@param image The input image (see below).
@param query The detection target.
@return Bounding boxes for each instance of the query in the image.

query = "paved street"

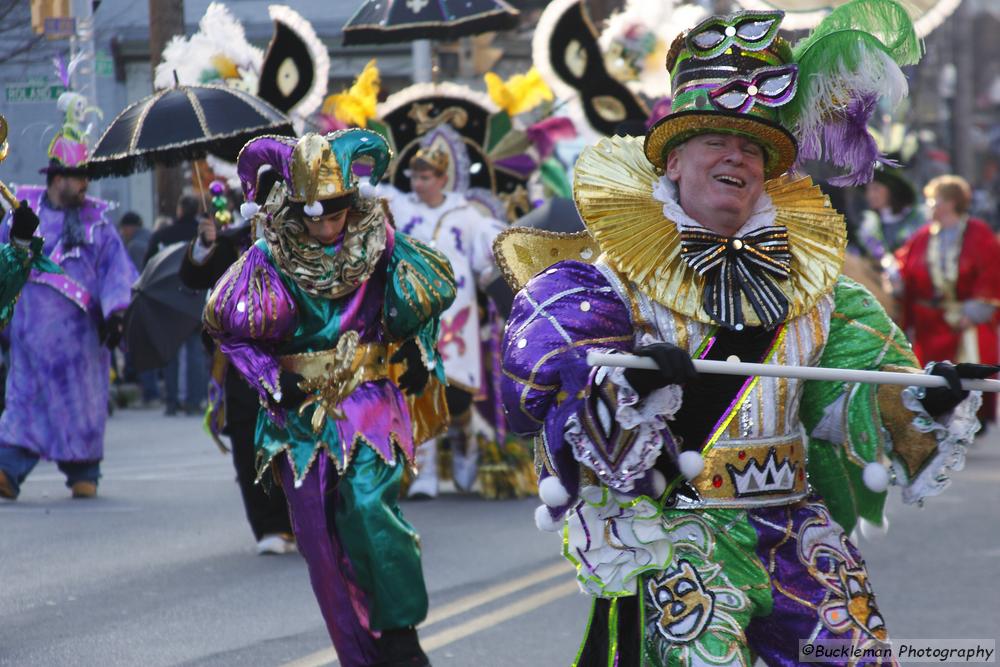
[1,407,998,667]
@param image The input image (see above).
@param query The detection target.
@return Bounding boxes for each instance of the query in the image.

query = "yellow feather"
[322,59,381,128]
[484,66,553,116]
[210,54,239,81]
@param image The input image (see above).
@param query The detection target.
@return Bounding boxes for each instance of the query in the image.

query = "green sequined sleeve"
[800,275,920,533]
[0,238,61,329]
[384,232,456,377]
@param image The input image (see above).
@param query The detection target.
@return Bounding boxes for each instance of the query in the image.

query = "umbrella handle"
[193,160,210,214]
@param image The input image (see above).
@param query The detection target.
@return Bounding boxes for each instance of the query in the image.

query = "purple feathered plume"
[646,97,673,129]
[53,52,86,89]
[53,54,70,87]
[795,92,888,187]
[526,116,577,160]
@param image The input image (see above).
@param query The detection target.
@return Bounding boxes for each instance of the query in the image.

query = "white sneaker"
[452,450,478,493]
[256,533,297,555]
[407,440,439,499]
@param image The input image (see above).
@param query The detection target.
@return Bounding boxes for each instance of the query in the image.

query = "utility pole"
[147,0,185,216]
[70,0,100,198]
[412,40,432,83]
[951,0,975,180]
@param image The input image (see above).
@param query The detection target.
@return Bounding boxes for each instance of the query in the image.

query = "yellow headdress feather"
[322,59,381,128]
[484,66,553,116]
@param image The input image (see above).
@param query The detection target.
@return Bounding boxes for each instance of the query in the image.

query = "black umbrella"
[87,84,294,179]
[124,242,206,372]
[342,0,519,45]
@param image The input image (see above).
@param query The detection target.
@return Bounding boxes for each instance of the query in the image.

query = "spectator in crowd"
[144,194,207,416]
[143,195,201,266]
[894,174,1000,427]
[118,211,150,273]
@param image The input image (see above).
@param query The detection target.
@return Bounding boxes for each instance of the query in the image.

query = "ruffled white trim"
[652,175,777,236]
[609,364,683,430]
[564,486,674,597]
[893,365,982,505]
[563,346,681,493]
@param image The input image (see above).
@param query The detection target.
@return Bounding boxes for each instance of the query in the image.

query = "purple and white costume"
[0,186,137,490]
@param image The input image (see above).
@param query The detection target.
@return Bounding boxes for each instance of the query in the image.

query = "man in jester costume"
[499,3,992,665]
[204,129,454,667]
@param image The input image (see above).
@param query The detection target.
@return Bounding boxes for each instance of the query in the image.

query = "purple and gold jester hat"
[236,128,392,221]
[645,0,921,185]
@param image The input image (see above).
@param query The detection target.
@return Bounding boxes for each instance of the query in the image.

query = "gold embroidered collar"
[573,135,846,326]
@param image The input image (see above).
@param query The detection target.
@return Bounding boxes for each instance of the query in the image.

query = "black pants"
[445,386,472,417]
[228,417,292,540]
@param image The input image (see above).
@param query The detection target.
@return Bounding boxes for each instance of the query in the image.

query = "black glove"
[624,342,698,397]
[391,339,430,396]
[920,362,1000,418]
[99,311,125,350]
[277,370,309,410]
[11,200,39,244]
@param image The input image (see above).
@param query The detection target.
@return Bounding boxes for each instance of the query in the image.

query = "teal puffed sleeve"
[384,231,456,380]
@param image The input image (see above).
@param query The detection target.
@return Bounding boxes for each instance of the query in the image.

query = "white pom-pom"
[539,475,571,508]
[358,182,377,198]
[303,201,323,217]
[240,202,260,219]
[648,469,667,498]
[678,451,705,481]
[534,504,561,532]
[862,462,890,493]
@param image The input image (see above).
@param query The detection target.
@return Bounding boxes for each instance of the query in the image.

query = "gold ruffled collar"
[262,186,388,300]
[573,135,846,326]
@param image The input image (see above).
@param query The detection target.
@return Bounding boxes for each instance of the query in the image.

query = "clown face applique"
[648,559,715,642]
[798,505,890,644]
[823,562,887,642]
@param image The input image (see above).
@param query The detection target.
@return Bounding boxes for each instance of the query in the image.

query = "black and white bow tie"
[679,225,791,330]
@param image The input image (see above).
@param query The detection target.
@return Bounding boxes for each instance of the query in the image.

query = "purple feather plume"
[53,54,70,88]
[646,97,673,129]
[526,116,577,160]
[795,92,884,187]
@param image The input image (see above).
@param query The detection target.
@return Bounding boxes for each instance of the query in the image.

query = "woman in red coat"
[895,174,1000,421]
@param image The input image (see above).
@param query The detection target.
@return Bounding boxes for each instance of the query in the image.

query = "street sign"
[96,51,114,77]
[5,83,67,104]
[30,0,71,35]
[44,16,76,39]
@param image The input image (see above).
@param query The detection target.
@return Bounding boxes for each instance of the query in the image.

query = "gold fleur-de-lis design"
[407,103,469,133]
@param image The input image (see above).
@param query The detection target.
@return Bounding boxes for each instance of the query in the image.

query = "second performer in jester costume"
[205,129,454,667]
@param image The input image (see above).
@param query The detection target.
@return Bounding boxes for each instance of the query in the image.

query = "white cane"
[585,352,1000,393]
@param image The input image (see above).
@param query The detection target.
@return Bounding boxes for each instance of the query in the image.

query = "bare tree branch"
[0,0,47,65]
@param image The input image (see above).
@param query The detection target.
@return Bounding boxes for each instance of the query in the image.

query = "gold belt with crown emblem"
[278,330,390,433]
[676,432,809,509]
